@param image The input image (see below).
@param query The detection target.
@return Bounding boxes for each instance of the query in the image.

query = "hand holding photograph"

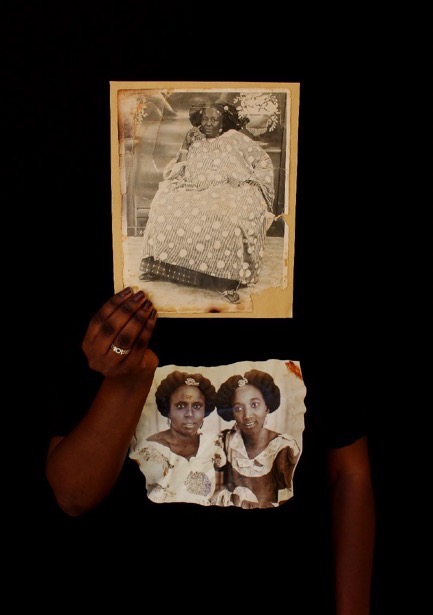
[110,82,300,317]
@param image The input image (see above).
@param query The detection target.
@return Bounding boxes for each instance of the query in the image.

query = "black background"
[5,3,411,611]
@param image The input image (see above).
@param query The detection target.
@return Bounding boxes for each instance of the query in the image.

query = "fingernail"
[150,309,157,318]
[141,300,151,310]
[132,290,145,302]
[119,287,132,297]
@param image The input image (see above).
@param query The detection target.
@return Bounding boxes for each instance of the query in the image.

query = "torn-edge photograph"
[129,358,307,509]
[110,82,300,317]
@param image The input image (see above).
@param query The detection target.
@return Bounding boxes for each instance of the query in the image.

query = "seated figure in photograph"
[138,101,275,304]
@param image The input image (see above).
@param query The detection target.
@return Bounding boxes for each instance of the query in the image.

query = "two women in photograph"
[130,366,299,509]
[138,101,276,304]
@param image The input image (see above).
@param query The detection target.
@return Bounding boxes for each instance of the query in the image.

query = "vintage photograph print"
[110,82,300,317]
[129,358,307,508]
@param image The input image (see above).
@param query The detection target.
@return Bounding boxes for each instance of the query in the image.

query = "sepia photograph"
[129,358,307,508]
[110,81,300,317]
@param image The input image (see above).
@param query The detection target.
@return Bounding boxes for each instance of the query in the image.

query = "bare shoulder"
[146,430,171,446]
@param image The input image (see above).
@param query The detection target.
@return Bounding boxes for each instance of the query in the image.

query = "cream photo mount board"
[110,81,300,318]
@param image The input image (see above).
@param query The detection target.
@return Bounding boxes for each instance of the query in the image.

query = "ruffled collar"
[228,429,297,470]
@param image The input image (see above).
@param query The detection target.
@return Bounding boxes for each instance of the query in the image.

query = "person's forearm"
[329,449,376,614]
[46,372,154,516]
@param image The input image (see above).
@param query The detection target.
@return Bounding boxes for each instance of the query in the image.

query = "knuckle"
[133,311,147,325]
[101,321,115,337]
[134,337,148,351]
[117,333,132,348]
[120,301,134,315]
[92,310,105,325]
